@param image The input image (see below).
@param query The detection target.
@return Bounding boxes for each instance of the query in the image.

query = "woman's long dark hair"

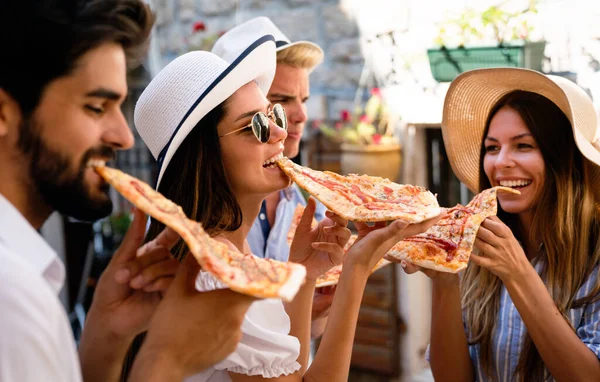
[146,100,242,260]
[121,100,241,379]
[461,90,600,382]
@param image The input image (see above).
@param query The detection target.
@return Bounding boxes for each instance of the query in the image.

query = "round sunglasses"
[219,103,288,143]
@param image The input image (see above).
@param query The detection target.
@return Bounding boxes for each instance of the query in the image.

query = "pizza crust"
[316,279,339,288]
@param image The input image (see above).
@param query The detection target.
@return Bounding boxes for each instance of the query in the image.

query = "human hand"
[347,213,444,271]
[133,254,257,378]
[289,197,351,279]
[311,285,336,320]
[472,216,532,283]
[399,261,460,286]
[87,208,180,340]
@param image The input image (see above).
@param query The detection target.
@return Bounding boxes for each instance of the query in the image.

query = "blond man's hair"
[276,44,323,70]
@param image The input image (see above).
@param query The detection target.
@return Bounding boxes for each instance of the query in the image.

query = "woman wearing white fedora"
[403,68,600,382]
[132,35,440,381]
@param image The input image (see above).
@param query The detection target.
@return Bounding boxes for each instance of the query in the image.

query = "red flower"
[311,119,322,129]
[340,109,351,122]
[193,21,206,32]
[370,87,381,97]
[335,122,343,130]
[372,134,382,144]
[359,114,370,123]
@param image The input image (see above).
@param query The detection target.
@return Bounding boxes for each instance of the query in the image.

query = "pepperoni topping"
[404,236,458,261]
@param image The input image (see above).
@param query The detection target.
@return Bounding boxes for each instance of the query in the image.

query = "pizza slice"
[94,165,306,301]
[385,186,520,273]
[316,258,391,288]
[287,206,392,288]
[277,158,440,223]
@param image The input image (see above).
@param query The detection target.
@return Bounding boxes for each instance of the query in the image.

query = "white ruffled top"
[185,270,301,382]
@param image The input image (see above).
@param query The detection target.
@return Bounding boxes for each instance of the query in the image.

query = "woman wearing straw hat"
[403,68,600,382]
[132,35,440,381]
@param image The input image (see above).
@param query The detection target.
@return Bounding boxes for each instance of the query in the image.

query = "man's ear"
[0,89,21,137]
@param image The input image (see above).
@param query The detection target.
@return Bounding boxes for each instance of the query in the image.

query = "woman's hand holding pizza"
[472,216,533,283]
[289,197,351,280]
[400,261,460,285]
[348,214,444,272]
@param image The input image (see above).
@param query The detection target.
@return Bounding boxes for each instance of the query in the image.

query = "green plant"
[109,212,132,237]
[314,88,398,146]
[434,1,539,47]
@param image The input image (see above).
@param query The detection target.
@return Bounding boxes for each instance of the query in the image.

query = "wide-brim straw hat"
[212,16,323,72]
[134,35,277,187]
[442,68,600,200]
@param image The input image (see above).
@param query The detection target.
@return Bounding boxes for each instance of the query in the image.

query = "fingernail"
[131,275,144,288]
[311,242,319,248]
[400,260,407,268]
[115,269,130,283]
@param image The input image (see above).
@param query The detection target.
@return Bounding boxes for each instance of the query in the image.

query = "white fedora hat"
[212,16,323,71]
[442,67,600,201]
[134,35,277,187]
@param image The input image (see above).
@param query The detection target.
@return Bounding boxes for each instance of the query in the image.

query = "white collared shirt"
[0,194,82,382]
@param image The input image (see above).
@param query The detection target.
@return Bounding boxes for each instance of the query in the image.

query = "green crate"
[427,41,546,82]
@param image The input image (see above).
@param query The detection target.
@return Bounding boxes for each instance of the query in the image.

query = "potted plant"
[427,1,545,82]
[314,88,402,181]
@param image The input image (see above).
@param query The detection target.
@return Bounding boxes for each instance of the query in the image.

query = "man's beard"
[17,116,116,222]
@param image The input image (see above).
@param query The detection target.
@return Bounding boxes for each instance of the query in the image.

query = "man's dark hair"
[0,0,155,116]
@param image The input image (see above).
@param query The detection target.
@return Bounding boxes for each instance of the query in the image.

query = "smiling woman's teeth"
[263,153,284,168]
[499,180,532,188]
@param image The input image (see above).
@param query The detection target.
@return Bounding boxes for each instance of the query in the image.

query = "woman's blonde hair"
[461,90,600,381]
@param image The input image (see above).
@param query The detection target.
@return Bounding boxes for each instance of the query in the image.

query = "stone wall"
[151,0,363,121]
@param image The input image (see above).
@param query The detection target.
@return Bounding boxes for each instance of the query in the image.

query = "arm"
[474,217,600,382]
[304,261,370,381]
[80,208,180,382]
[229,199,351,382]
[229,225,408,382]
[305,216,443,382]
[311,316,328,339]
[310,286,336,339]
[285,278,318,374]
[503,267,600,382]
[79,312,135,382]
[429,277,474,382]
[400,263,473,382]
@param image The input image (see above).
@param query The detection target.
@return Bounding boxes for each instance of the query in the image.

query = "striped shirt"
[468,263,600,382]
